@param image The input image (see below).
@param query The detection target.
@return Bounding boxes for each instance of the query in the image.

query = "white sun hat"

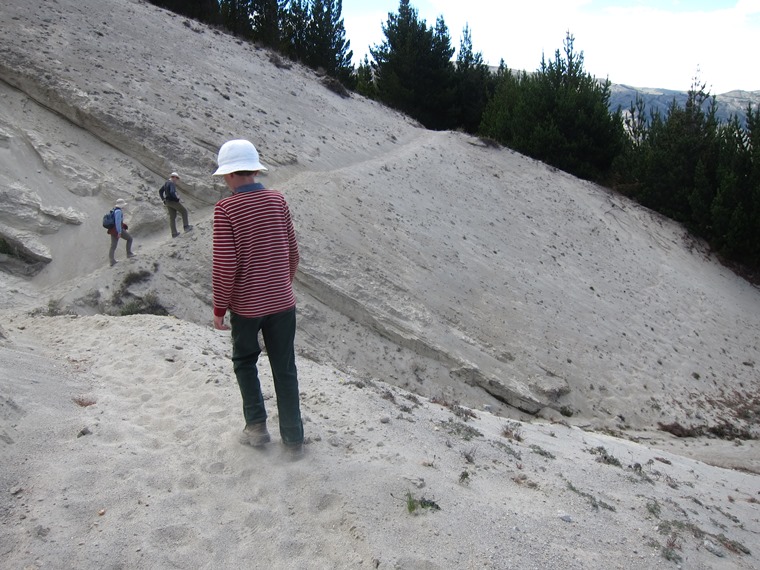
[114,198,128,208]
[213,139,268,176]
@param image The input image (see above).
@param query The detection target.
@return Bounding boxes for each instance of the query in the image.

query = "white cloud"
[343,1,758,92]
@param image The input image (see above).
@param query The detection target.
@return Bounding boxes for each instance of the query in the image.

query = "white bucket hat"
[213,139,268,176]
[114,198,128,208]
[170,172,180,179]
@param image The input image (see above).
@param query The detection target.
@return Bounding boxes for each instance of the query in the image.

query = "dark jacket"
[159,180,179,203]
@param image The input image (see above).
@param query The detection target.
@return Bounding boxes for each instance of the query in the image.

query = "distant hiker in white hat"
[107,198,135,266]
[211,139,304,459]
[158,171,193,238]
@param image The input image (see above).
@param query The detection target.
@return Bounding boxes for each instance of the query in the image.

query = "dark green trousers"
[230,308,303,444]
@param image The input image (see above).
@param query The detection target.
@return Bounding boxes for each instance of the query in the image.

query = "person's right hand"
[214,314,229,330]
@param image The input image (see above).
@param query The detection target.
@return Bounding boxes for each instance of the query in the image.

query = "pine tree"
[251,0,282,48]
[635,79,719,221]
[481,32,624,182]
[454,24,493,134]
[355,55,377,99]
[305,0,353,84]
[219,0,253,38]
[370,0,455,130]
[147,0,219,23]
[479,64,525,143]
[327,0,354,86]
[281,0,309,61]
[710,112,756,258]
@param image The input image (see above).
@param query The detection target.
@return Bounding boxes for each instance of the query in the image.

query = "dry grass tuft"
[72,396,96,407]
[501,421,524,442]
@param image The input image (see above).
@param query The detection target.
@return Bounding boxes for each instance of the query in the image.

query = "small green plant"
[452,404,476,422]
[439,419,482,441]
[405,491,416,513]
[566,481,615,511]
[589,446,622,467]
[627,462,655,484]
[662,533,682,562]
[530,444,555,459]
[45,299,64,316]
[112,269,155,305]
[458,470,471,485]
[404,491,441,514]
[657,520,751,557]
[29,299,70,317]
[492,440,522,459]
[646,499,661,518]
[716,534,751,555]
[119,291,169,316]
[403,393,421,405]
[462,446,477,464]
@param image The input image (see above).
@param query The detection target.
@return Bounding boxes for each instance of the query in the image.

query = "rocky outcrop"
[0,183,86,272]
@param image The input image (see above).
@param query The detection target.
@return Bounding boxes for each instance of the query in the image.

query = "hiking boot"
[283,441,305,461]
[240,422,271,447]
[172,232,180,238]
[184,225,193,232]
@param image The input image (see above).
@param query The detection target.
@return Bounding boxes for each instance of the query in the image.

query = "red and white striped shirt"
[212,183,299,318]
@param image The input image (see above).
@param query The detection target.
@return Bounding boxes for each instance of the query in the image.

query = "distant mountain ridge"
[487,66,759,125]
[608,84,760,125]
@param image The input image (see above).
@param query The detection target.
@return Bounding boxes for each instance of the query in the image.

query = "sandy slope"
[0,0,759,568]
[2,313,758,569]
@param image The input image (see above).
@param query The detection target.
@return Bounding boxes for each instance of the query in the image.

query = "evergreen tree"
[609,94,651,194]
[281,0,309,61]
[748,104,760,266]
[454,24,493,134]
[480,32,624,182]
[304,0,354,85]
[710,111,757,259]
[328,0,355,86]
[635,79,719,222]
[427,16,457,129]
[479,63,524,143]
[219,0,253,38]
[370,0,455,130]
[306,0,331,68]
[613,84,760,271]
[371,0,426,117]
[251,0,282,48]
[147,0,219,23]
[355,55,377,99]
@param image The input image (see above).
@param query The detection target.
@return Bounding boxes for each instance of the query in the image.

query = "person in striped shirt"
[211,139,304,458]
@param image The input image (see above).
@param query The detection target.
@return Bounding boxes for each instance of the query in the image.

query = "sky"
[341,0,760,94]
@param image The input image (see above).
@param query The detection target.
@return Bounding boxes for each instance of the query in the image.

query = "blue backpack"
[102,209,116,229]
